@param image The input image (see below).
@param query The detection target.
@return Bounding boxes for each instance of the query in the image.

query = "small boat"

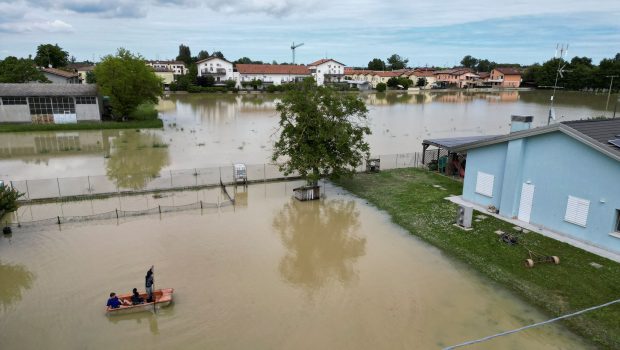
[106,288,174,315]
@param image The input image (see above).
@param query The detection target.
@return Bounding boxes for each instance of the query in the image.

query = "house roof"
[494,67,521,75]
[452,118,620,162]
[410,70,436,77]
[374,71,401,78]
[145,60,186,65]
[41,67,78,78]
[308,58,345,66]
[0,83,98,96]
[477,72,490,79]
[422,135,500,151]
[434,68,472,76]
[236,64,310,75]
[77,65,95,72]
[195,56,231,65]
[344,69,373,75]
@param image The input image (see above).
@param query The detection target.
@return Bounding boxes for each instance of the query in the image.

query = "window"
[28,96,75,115]
[75,96,96,104]
[475,171,494,197]
[615,210,620,233]
[564,196,590,227]
[2,97,27,105]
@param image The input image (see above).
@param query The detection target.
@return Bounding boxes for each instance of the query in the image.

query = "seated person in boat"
[131,288,144,305]
[107,292,130,309]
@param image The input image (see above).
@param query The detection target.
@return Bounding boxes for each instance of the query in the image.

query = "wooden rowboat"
[106,288,174,315]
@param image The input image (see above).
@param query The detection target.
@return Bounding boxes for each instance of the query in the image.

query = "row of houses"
[344,67,522,89]
[38,57,522,91]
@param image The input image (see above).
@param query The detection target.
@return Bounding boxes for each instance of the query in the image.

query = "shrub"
[376,83,387,92]
[128,102,158,120]
[0,185,23,214]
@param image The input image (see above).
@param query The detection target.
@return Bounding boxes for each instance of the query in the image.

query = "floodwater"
[0,90,612,181]
[0,182,592,349]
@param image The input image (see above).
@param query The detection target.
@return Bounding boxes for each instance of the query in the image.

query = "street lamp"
[605,75,618,117]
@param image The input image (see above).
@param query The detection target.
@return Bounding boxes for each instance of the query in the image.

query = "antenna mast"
[548,43,569,125]
[291,42,304,64]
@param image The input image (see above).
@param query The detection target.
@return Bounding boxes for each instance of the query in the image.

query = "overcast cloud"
[1,0,618,65]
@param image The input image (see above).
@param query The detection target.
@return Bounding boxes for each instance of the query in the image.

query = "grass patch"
[128,102,159,120]
[335,168,620,349]
[0,119,163,133]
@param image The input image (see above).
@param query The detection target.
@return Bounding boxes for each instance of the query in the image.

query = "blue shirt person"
[106,292,122,309]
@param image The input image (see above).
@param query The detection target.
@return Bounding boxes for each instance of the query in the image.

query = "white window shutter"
[564,196,590,227]
[475,172,494,197]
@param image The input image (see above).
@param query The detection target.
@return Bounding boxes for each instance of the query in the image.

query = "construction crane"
[291,42,304,64]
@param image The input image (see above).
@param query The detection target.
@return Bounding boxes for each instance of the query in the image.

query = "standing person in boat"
[145,267,154,302]
[131,288,144,305]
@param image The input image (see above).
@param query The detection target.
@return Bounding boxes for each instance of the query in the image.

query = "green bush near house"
[128,102,158,120]
[376,82,387,92]
[0,185,23,215]
[336,168,620,350]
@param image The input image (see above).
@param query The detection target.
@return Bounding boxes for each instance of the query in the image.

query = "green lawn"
[0,119,163,132]
[336,168,620,349]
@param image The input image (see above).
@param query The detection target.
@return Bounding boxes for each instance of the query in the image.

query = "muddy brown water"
[0,182,592,349]
[0,90,612,181]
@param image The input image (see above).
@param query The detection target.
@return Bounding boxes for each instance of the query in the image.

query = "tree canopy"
[234,57,263,64]
[272,78,371,185]
[368,58,386,71]
[197,50,210,61]
[387,54,409,70]
[0,56,49,83]
[0,185,23,214]
[176,44,192,66]
[34,44,69,68]
[211,51,225,59]
[94,48,162,119]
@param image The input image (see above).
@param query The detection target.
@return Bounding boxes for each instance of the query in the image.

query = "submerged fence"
[9,152,429,202]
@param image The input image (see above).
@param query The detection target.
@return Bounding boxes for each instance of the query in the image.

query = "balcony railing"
[201,68,227,76]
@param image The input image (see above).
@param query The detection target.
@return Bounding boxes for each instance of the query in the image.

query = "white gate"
[518,183,535,223]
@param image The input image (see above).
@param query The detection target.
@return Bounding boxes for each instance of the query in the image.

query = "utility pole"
[605,75,618,117]
[548,44,569,125]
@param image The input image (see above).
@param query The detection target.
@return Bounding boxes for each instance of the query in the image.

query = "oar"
[151,265,156,314]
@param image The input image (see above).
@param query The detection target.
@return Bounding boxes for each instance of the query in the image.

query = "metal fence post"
[56,178,61,198]
[264,164,266,182]
[24,180,30,200]
[87,176,92,193]
[169,170,173,188]
[194,168,198,187]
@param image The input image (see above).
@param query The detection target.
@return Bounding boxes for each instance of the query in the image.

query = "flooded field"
[0,181,592,349]
[0,90,611,181]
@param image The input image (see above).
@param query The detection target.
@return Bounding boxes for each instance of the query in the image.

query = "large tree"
[196,50,210,61]
[0,56,49,83]
[367,58,386,71]
[460,55,479,69]
[272,78,371,186]
[34,43,69,68]
[94,48,162,119]
[211,51,225,59]
[387,54,408,70]
[176,44,192,66]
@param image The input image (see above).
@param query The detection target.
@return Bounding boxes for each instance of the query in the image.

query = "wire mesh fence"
[8,152,427,202]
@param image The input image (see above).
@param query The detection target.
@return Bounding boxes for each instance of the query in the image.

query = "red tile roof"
[477,72,490,79]
[41,67,78,78]
[494,67,521,75]
[374,71,401,78]
[344,69,373,75]
[308,58,345,66]
[236,64,310,75]
[146,60,186,65]
[412,70,436,77]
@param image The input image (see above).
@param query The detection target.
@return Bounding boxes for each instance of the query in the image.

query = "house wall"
[312,61,344,85]
[155,71,175,85]
[197,58,234,82]
[463,131,620,253]
[0,104,31,122]
[43,73,74,84]
[462,142,508,208]
[75,101,101,121]
[236,73,309,86]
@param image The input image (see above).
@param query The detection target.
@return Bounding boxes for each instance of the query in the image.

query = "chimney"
[510,115,533,132]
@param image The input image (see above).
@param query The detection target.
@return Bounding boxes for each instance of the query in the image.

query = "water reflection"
[106,310,165,335]
[0,260,34,310]
[273,199,366,292]
[105,131,170,190]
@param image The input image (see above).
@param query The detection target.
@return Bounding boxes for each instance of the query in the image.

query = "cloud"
[0,19,74,33]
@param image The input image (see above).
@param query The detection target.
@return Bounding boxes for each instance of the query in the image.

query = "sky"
[1,0,619,67]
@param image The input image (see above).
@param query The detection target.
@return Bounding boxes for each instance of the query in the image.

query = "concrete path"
[447,195,620,263]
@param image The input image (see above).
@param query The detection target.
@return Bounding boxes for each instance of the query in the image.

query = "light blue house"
[452,116,620,255]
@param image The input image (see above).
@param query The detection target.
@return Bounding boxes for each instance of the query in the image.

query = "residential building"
[402,69,437,89]
[434,68,478,88]
[77,65,95,84]
[145,60,187,76]
[196,57,234,84]
[41,67,80,84]
[453,116,620,255]
[489,68,522,88]
[150,67,175,88]
[307,59,345,85]
[0,83,101,123]
[234,64,311,87]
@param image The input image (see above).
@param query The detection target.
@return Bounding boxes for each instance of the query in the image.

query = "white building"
[307,59,345,86]
[196,57,234,84]
[234,64,311,87]
[145,60,187,76]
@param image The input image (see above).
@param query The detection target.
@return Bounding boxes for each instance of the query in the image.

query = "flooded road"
[0,90,611,181]
[0,182,592,349]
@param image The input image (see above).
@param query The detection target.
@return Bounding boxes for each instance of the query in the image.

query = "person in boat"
[107,292,130,309]
[145,268,154,303]
[131,288,144,305]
